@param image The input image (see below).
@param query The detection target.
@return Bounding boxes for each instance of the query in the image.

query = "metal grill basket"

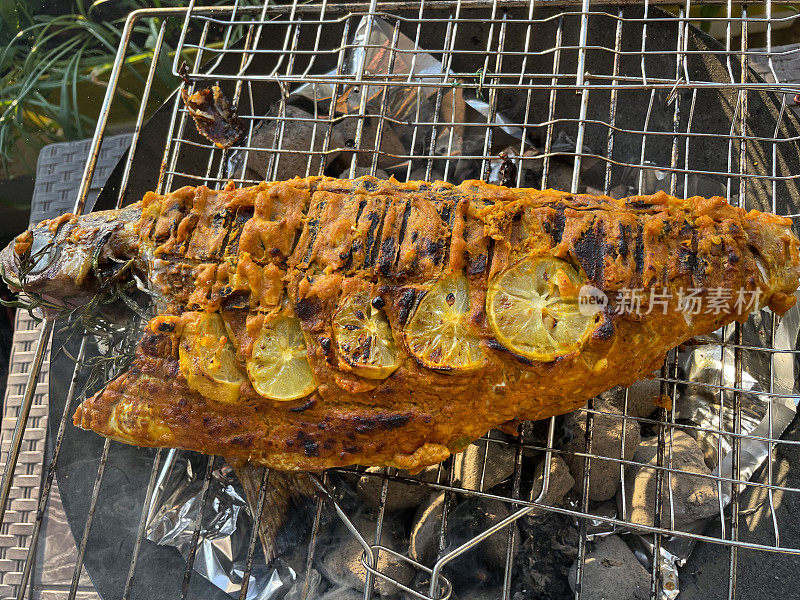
[2,2,800,599]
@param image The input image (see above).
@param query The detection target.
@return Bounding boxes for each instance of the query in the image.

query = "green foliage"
[0,0,234,176]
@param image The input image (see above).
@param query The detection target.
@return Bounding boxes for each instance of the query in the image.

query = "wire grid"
[1,2,800,600]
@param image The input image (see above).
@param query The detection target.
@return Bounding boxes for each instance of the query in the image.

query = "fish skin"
[3,176,799,471]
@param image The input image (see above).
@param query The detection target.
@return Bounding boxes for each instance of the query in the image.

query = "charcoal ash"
[513,510,580,600]
[437,496,521,594]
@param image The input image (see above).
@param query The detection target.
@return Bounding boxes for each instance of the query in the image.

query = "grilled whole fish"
[2,176,798,471]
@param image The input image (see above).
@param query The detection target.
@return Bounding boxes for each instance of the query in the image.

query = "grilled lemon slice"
[333,291,400,379]
[487,256,597,361]
[247,315,316,401]
[405,272,486,371]
[179,312,246,404]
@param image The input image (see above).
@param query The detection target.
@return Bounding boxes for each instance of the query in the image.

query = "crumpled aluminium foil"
[148,15,800,600]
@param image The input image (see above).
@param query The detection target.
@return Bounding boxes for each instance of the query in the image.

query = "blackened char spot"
[289,397,316,413]
[679,246,698,275]
[295,297,322,321]
[468,253,488,276]
[303,440,319,457]
[156,320,175,333]
[397,289,417,325]
[593,316,614,340]
[351,413,411,434]
[551,206,566,244]
[573,219,605,285]
[319,337,331,353]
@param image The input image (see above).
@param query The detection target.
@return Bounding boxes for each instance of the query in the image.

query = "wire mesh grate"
[1,2,800,600]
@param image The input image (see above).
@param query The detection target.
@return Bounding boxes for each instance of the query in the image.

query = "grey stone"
[542,159,574,192]
[239,105,343,180]
[567,535,650,600]
[319,517,414,597]
[563,399,641,502]
[409,492,446,565]
[357,466,439,513]
[624,431,720,531]
[453,438,516,492]
[531,454,575,507]
[600,378,662,420]
[446,497,519,570]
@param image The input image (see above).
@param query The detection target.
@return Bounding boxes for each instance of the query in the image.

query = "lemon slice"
[487,256,597,361]
[179,312,246,404]
[404,272,486,371]
[247,315,316,401]
[333,291,400,379]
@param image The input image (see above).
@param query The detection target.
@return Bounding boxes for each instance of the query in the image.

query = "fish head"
[0,205,142,308]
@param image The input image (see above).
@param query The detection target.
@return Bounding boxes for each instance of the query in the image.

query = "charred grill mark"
[397,289,417,325]
[211,209,235,259]
[389,199,413,274]
[439,196,459,273]
[619,223,631,259]
[365,199,389,271]
[343,196,368,271]
[634,223,645,277]
[364,211,382,268]
[349,413,411,434]
[290,194,320,262]
[379,238,396,276]
[226,207,254,256]
[573,218,604,285]
[300,199,324,267]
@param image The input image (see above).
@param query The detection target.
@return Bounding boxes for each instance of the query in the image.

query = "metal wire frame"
[1,2,800,600]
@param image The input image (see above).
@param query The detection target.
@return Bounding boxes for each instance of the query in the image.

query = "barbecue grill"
[2,1,800,599]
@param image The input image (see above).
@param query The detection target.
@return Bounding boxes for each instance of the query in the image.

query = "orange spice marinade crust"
[73,176,800,471]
